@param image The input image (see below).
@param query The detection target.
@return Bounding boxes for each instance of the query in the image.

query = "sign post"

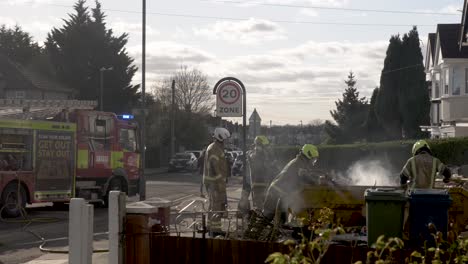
[213,78,248,196]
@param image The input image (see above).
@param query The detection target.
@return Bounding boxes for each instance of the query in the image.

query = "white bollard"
[109,191,126,264]
[69,198,94,264]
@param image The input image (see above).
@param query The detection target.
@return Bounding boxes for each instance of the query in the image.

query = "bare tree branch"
[154,65,213,115]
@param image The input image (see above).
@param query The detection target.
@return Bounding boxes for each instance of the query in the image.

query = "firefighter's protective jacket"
[400,151,450,189]
[262,153,316,220]
[248,147,276,189]
[203,141,228,185]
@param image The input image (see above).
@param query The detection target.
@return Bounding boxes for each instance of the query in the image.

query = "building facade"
[423,3,468,138]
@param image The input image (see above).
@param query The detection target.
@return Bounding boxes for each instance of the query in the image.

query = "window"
[453,67,462,95]
[88,116,113,150]
[15,91,25,99]
[119,128,137,152]
[434,73,440,98]
[444,68,449,95]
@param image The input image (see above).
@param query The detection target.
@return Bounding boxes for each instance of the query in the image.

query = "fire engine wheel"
[1,182,27,218]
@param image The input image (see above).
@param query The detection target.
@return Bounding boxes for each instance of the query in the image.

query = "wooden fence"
[124,234,398,264]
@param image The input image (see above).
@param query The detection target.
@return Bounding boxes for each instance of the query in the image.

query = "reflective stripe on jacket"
[400,152,446,189]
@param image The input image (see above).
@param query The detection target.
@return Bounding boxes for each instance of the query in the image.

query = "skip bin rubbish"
[365,188,407,246]
[409,189,452,247]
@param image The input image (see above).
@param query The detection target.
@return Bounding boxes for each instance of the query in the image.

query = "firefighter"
[203,127,230,237]
[262,144,319,222]
[400,140,451,189]
[239,135,275,212]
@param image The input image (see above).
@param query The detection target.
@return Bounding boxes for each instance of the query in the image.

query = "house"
[0,54,76,100]
[423,1,468,138]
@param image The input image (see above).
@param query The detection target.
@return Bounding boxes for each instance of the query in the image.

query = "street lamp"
[99,66,113,111]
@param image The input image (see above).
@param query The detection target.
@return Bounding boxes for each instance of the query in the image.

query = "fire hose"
[0,178,108,254]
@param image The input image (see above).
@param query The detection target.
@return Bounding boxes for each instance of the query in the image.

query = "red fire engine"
[0,100,141,217]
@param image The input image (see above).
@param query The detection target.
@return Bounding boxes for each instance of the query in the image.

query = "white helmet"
[213,127,230,142]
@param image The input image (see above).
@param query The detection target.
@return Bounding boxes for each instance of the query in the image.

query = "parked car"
[231,153,244,176]
[168,152,198,172]
[185,150,202,159]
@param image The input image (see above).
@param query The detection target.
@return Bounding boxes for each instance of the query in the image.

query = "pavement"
[23,240,108,264]
[21,168,244,264]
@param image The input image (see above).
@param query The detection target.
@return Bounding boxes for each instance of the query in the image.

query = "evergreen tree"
[0,25,40,64]
[375,27,429,140]
[365,87,386,142]
[45,0,139,112]
[375,35,403,139]
[399,26,430,138]
[325,72,369,143]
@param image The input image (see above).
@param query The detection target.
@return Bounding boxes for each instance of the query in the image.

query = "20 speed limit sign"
[216,81,242,117]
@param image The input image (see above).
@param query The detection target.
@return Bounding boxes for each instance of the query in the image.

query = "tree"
[45,0,139,112]
[399,27,430,138]
[375,35,403,140]
[157,65,214,114]
[375,27,429,140]
[325,72,369,144]
[151,66,214,154]
[0,25,40,64]
[365,87,386,142]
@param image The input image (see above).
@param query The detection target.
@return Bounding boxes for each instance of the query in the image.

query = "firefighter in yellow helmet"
[203,127,230,237]
[262,144,319,222]
[400,140,451,189]
[238,135,275,212]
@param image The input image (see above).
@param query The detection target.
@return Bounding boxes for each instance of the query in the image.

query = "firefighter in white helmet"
[262,144,319,222]
[203,127,230,237]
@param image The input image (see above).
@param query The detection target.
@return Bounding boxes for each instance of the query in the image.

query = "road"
[0,170,243,264]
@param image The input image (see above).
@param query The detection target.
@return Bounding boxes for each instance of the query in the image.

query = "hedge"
[271,137,468,173]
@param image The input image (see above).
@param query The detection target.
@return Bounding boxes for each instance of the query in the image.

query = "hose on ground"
[0,179,109,254]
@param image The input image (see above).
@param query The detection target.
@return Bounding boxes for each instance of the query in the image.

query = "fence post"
[109,191,126,264]
[69,198,94,264]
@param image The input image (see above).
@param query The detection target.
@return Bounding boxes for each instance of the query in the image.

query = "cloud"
[129,41,215,82]
[193,18,286,44]
[440,4,462,14]
[108,18,159,37]
[216,0,349,8]
[133,39,387,123]
[6,0,55,6]
[299,9,319,17]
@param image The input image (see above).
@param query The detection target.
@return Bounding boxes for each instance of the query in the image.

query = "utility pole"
[170,80,175,157]
[139,0,147,201]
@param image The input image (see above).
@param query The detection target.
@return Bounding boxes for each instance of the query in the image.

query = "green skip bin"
[365,188,407,247]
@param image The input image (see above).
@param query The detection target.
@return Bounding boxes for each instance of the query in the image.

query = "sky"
[0,0,464,125]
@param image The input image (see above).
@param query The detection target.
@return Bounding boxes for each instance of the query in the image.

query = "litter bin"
[365,188,407,246]
[409,189,452,247]
[125,198,173,264]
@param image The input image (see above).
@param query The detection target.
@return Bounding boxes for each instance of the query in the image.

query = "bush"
[271,138,468,174]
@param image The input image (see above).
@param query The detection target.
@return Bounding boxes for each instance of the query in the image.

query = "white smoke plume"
[335,159,399,186]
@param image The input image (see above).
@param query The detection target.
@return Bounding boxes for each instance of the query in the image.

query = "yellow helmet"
[301,144,319,159]
[412,140,430,156]
[254,135,269,146]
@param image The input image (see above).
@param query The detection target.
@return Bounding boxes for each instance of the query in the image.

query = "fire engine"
[0,99,141,217]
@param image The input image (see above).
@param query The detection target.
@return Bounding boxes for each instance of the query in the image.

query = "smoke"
[336,159,399,186]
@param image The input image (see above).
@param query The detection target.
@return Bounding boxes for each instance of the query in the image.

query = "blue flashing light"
[119,114,134,120]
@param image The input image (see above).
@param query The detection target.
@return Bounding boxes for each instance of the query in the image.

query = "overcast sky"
[0,0,463,125]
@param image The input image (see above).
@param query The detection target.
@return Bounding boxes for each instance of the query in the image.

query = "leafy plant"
[265,208,344,264]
